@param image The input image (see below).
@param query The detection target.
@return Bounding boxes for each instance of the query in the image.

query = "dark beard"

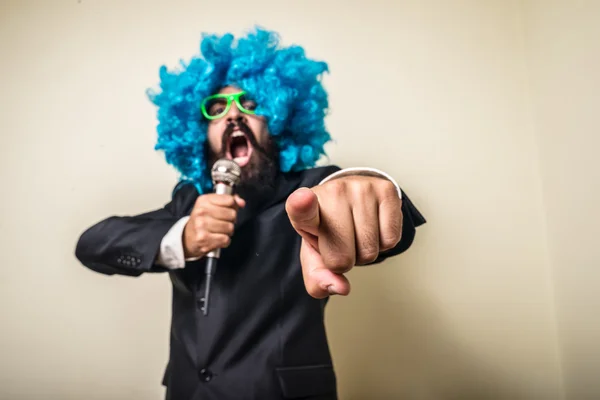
[208,120,279,201]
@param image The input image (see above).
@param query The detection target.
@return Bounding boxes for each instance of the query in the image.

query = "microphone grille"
[211,159,242,186]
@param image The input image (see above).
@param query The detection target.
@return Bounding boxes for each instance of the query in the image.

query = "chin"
[239,152,279,194]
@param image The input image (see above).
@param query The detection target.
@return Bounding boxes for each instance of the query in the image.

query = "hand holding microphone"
[183,161,244,260]
[183,159,242,315]
[182,193,244,259]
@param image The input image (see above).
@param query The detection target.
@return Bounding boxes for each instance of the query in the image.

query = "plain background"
[1,0,598,399]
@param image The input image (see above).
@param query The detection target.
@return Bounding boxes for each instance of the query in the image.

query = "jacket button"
[199,368,213,382]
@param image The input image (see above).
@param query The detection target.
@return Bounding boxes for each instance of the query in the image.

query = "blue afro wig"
[146,27,332,194]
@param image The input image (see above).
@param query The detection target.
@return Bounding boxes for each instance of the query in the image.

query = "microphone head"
[211,159,242,186]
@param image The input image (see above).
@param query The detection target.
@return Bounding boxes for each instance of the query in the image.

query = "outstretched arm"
[74,184,197,277]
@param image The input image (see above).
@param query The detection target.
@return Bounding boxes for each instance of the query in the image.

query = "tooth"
[232,132,244,137]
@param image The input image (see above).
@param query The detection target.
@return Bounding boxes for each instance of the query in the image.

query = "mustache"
[220,120,270,158]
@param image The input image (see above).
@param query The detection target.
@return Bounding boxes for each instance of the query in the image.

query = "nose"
[225,101,244,123]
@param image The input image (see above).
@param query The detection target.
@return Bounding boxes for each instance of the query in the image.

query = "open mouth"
[226,131,253,167]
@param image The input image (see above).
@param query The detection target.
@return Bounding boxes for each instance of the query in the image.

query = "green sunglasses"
[200,91,257,120]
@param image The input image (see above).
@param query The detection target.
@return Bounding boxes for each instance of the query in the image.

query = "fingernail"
[327,285,339,295]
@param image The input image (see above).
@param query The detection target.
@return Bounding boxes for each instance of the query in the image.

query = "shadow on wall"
[325,256,526,400]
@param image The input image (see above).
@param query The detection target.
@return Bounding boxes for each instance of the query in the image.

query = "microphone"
[202,158,242,316]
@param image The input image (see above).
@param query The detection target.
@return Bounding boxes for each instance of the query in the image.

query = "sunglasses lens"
[204,98,228,118]
[238,95,257,113]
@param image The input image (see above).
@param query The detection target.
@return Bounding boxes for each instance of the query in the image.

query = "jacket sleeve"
[74,183,197,277]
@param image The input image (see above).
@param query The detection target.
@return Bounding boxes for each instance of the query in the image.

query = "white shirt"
[156,167,402,270]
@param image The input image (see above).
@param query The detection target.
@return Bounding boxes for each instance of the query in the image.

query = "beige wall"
[522,1,600,399]
[1,0,595,399]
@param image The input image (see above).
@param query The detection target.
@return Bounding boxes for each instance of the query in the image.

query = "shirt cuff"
[156,216,193,270]
[319,167,402,199]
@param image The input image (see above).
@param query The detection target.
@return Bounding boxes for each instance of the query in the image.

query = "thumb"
[285,187,320,238]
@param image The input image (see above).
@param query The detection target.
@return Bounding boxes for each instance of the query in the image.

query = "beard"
[207,120,280,200]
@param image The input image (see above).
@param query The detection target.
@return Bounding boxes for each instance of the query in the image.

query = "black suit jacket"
[75,165,426,400]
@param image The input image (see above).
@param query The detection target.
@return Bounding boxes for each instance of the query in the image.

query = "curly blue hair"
[146,27,332,194]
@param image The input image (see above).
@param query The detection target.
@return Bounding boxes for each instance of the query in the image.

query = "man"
[75,27,425,400]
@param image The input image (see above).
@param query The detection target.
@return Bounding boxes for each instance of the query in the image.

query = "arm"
[74,184,197,277]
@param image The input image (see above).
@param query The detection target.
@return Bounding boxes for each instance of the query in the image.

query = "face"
[204,86,279,192]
